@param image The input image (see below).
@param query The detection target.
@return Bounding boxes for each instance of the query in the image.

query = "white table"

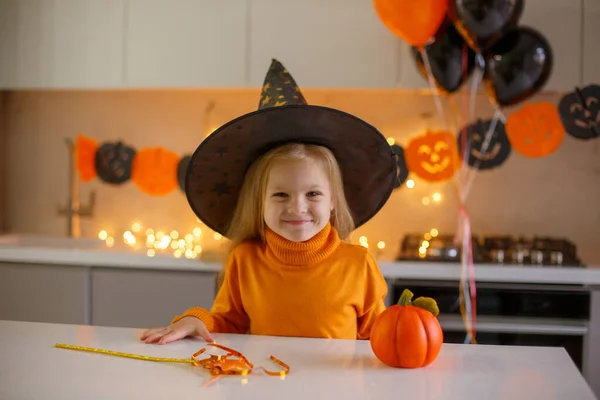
[0,320,596,400]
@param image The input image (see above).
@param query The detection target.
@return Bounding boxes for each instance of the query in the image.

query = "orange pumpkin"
[404,130,459,182]
[370,289,443,368]
[76,134,98,182]
[131,147,180,196]
[505,102,565,158]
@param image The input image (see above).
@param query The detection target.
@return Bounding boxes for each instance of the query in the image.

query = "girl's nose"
[287,196,307,214]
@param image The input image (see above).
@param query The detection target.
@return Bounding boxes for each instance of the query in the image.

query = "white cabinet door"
[583,0,600,85]
[248,0,403,89]
[126,0,247,87]
[519,0,583,91]
[0,0,124,88]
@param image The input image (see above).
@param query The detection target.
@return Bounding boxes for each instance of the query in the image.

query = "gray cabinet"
[0,0,124,88]
[90,268,217,329]
[0,262,87,324]
[248,0,402,89]
[125,0,247,87]
[583,0,600,85]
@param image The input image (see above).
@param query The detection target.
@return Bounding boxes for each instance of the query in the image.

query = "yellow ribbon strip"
[54,342,290,377]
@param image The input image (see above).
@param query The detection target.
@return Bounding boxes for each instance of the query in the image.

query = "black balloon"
[448,0,524,52]
[558,85,600,140]
[483,26,553,107]
[412,19,476,94]
[95,142,136,185]
[390,144,409,189]
[457,118,511,170]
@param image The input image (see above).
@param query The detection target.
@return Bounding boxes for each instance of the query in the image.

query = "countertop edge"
[1,246,600,285]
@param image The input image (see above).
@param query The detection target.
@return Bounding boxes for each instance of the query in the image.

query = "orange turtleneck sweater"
[171,223,388,340]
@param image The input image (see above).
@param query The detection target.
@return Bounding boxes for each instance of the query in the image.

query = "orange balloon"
[76,134,98,182]
[131,147,180,196]
[373,0,448,48]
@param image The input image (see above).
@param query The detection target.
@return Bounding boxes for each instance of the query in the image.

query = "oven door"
[390,280,591,371]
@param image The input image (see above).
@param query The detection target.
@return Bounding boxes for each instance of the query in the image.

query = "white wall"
[2,89,599,265]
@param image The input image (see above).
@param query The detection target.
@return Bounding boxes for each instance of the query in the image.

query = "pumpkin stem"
[413,297,440,317]
[397,288,440,317]
[398,289,414,306]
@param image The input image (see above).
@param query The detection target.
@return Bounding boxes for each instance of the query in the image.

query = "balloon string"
[419,48,462,177]
[458,205,477,344]
[419,48,450,131]
[461,108,502,202]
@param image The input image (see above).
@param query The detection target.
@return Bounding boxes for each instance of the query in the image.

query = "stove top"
[396,233,584,267]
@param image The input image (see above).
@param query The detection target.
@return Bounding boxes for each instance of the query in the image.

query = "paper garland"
[457,118,512,170]
[558,84,600,140]
[74,94,599,195]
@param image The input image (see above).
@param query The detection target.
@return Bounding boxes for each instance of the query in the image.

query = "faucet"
[57,137,96,238]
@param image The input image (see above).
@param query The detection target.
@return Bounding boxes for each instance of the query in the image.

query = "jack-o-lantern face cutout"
[505,102,565,158]
[457,118,511,170]
[405,130,458,182]
[95,142,136,185]
[558,84,600,140]
[390,144,409,189]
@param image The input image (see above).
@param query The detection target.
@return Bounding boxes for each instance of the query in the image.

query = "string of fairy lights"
[95,136,443,260]
[97,220,223,259]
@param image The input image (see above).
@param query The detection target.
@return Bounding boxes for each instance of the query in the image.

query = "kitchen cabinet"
[90,268,217,329]
[582,0,600,85]
[519,0,583,91]
[125,0,247,88]
[0,0,592,90]
[0,0,124,89]
[0,262,87,324]
[248,0,403,89]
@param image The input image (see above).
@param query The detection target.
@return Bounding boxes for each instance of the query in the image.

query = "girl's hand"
[140,316,215,344]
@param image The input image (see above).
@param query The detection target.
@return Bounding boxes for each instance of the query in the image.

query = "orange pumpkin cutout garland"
[404,130,459,182]
[370,289,443,368]
[76,135,99,182]
[505,102,565,158]
[131,147,180,196]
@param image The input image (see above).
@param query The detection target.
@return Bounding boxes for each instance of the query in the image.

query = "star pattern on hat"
[213,181,232,197]
[258,59,307,110]
[216,146,228,156]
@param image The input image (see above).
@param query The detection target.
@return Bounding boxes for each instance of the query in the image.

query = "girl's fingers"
[143,331,169,344]
[140,326,167,340]
[157,329,188,345]
[196,323,215,343]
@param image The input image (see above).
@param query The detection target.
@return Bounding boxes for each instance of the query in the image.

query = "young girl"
[141,59,397,345]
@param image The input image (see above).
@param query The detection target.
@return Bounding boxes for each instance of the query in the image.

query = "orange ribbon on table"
[54,342,289,378]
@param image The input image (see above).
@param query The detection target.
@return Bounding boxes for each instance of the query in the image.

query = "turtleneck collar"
[264,222,341,266]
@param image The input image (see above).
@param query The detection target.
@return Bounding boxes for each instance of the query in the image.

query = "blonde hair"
[225,142,355,249]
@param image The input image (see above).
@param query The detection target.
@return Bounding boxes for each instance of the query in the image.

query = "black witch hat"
[185,59,396,237]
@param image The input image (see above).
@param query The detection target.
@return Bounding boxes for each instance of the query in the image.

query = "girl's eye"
[273,192,287,197]
[307,191,321,197]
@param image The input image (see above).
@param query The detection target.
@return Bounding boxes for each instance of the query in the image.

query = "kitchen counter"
[0,319,596,400]
[1,233,600,285]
